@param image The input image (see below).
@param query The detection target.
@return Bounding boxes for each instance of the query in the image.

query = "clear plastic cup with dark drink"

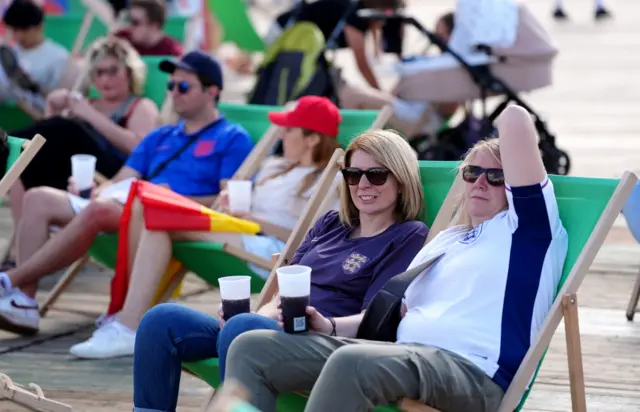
[276,265,311,334]
[71,154,96,199]
[218,276,251,321]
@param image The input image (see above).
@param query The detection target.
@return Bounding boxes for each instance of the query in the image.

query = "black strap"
[144,119,221,181]
[385,253,445,297]
[109,95,139,125]
[325,0,359,50]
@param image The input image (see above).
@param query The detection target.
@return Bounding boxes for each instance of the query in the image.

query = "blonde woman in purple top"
[131,129,428,412]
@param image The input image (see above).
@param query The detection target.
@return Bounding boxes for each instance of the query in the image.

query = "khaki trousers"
[226,330,504,412]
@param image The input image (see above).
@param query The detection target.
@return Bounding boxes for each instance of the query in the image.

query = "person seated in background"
[0,0,69,111]
[340,12,460,139]
[224,105,569,412]
[227,0,404,86]
[114,0,183,57]
[131,130,429,412]
[0,51,254,336]
[2,37,159,270]
[69,95,345,359]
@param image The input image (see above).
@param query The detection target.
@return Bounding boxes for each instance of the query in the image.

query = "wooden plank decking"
[2,0,640,410]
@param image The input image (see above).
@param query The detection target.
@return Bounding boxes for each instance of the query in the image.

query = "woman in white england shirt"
[222,104,569,412]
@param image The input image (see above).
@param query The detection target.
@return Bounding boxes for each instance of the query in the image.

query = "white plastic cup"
[71,154,97,192]
[227,180,252,214]
[277,265,312,334]
[218,276,251,320]
[276,265,312,298]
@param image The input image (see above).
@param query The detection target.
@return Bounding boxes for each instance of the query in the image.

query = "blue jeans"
[132,303,281,412]
[622,181,640,243]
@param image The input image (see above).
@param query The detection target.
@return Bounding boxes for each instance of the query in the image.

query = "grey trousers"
[225,330,504,412]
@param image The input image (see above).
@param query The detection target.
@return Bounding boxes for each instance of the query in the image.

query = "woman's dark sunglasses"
[93,66,120,77]
[341,167,391,186]
[167,80,191,94]
[462,165,505,186]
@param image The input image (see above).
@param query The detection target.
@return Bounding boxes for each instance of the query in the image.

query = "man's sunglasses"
[462,165,505,186]
[341,167,391,186]
[167,80,191,94]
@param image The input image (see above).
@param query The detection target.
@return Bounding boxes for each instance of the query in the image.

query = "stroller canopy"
[396,0,559,102]
[449,0,519,55]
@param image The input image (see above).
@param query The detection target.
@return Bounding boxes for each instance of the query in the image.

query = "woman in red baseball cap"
[69,95,343,359]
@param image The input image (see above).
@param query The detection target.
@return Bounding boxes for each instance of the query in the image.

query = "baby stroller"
[360,0,571,175]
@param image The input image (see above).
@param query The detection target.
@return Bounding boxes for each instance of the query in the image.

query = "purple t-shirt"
[290,210,429,318]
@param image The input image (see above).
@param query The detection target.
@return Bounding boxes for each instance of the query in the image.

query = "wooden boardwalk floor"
[3,0,640,410]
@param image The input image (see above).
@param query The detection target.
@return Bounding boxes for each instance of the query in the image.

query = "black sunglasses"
[167,80,191,94]
[341,167,391,186]
[462,165,505,186]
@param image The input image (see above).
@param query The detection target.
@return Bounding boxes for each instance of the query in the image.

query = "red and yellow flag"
[107,180,260,316]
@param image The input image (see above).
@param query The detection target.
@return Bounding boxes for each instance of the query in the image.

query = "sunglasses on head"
[462,165,505,186]
[341,167,391,186]
[167,80,191,94]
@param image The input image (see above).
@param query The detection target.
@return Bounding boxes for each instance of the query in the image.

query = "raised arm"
[495,105,547,187]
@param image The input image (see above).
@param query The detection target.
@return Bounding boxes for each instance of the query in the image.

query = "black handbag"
[356,252,445,342]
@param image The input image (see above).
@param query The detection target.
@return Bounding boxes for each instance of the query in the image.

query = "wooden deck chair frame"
[0,135,45,199]
[0,373,73,412]
[625,270,640,321]
[39,104,391,316]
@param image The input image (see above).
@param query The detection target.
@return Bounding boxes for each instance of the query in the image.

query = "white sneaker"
[0,289,39,335]
[69,321,136,359]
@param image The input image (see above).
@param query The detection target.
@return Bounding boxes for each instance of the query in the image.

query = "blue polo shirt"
[125,116,254,196]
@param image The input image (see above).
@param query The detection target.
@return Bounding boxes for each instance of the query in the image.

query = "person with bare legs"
[339,12,460,138]
[69,96,344,359]
[0,52,253,336]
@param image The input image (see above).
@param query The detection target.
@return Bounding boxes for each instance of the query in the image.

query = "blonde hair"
[86,36,146,95]
[339,129,423,227]
[450,138,503,228]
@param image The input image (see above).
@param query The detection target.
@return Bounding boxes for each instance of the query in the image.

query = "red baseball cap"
[268,96,341,137]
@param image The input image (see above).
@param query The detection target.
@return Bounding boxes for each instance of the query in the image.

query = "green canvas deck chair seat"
[38,104,392,315]
[190,171,638,412]
[183,160,465,401]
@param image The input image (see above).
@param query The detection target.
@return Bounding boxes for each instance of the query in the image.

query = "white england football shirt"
[396,177,568,392]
